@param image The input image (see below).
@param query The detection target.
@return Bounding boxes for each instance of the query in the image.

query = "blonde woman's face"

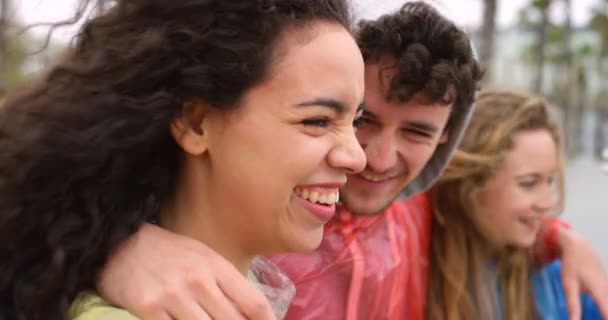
[476,129,559,248]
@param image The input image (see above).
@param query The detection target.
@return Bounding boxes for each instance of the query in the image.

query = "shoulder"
[390,192,431,212]
[69,292,139,320]
[390,192,432,227]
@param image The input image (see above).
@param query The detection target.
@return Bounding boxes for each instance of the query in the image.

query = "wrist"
[548,218,572,255]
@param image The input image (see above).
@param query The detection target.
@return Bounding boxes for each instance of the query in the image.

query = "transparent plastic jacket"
[268,193,571,320]
[248,257,295,320]
[268,193,432,320]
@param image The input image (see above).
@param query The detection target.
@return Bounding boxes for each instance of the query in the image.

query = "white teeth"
[361,172,390,182]
[327,193,335,204]
[319,194,328,204]
[294,188,340,205]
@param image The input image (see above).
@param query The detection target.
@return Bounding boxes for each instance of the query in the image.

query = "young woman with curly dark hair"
[0,0,367,319]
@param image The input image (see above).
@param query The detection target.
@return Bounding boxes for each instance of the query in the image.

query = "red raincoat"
[268,193,561,320]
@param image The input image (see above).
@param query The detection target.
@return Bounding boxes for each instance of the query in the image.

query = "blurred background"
[0,0,606,266]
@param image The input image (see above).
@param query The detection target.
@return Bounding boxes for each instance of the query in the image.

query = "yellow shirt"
[69,292,138,320]
[68,257,295,319]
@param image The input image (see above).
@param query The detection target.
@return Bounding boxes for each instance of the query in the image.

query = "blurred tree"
[533,0,552,92]
[480,0,498,81]
[518,0,595,156]
[590,0,608,63]
[519,0,553,92]
[97,0,107,15]
[4,34,28,87]
[0,0,9,91]
[589,0,608,157]
[561,0,584,156]
[0,0,32,90]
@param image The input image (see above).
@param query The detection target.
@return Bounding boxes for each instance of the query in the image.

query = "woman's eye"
[518,180,536,189]
[302,118,331,127]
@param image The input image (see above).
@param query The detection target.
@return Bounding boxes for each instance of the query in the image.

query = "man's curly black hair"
[0,0,352,319]
[356,1,484,130]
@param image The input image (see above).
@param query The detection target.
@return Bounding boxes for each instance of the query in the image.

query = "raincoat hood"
[398,96,475,198]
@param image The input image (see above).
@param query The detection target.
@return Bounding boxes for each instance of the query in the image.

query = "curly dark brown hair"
[356,1,484,130]
[0,0,352,319]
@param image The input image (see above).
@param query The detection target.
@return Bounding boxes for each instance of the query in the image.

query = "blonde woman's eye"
[518,180,536,189]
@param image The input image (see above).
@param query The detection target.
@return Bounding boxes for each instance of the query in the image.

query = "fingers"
[166,295,212,320]
[97,224,252,320]
[561,275,582,320]
[586,276,608,319]
[155,250,251,320]
[126,295,175,320]
[134,279,215,320]
[188,276,247,320]
[126,273,242,320]
[215,259,276,320]
[136,309,175,320]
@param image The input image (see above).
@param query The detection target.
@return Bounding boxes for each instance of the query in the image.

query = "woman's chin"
[280,227,324,253]
[508,237,536,250]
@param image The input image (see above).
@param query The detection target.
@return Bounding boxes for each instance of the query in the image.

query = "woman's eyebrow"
[296,97,346,114]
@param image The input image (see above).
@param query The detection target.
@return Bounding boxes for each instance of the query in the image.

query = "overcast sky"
[7,0,601,42]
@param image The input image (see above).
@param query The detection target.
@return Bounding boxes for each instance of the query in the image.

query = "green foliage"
[532,0,551,9]
[589,5,608,57]
[4,34,28,87]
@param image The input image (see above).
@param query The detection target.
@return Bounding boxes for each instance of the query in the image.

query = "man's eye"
[302,118,331,127]
[353,117,362,128]
[353,117,371,128]
[403,129,432,138]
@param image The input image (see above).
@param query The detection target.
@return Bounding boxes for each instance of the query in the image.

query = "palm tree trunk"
[562,0,579,156]
[0,0,9,92]
[534,0,551,92]
[480,0,498,82]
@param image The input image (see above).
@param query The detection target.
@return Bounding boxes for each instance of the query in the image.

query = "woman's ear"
[170,100,211,155]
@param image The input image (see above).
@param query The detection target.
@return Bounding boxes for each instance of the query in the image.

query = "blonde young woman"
[426,89,602,320]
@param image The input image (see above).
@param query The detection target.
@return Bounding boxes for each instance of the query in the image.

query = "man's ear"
[170,100,212,155]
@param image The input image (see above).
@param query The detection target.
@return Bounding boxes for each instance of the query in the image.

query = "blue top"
[531,261,602,320]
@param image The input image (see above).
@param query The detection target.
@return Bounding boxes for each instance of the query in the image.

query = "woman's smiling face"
[190,22,366,255]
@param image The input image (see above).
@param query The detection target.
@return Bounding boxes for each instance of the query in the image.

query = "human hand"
[97,224,276,320]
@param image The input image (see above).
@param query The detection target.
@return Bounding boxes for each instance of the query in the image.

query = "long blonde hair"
[426,89,565,320]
